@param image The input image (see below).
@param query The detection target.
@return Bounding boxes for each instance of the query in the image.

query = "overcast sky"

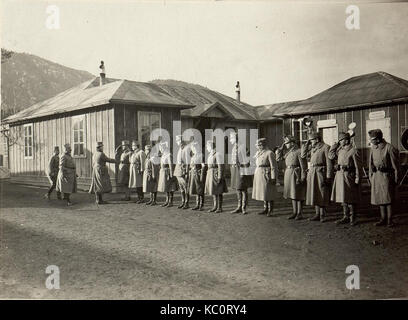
[1,0,408,106]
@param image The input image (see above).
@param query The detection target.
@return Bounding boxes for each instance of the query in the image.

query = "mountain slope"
[1,50,94,118]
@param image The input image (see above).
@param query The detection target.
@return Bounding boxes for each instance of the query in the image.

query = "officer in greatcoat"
[129,140,146,203]
[56,143,77,206]
[174,135,191,209]
[276,135,307,220]
[205,140,228,213]
[229,131,252,215]
[44,146,61,200]
[301,132,333,222]
[157,141,178,207]
[189,141,206,211]
[368,129,400,227]
[89,142,117,205]
[115,140,132,201]
[143,144,160,206]
[328,132,362,226]
[252,138,278,217]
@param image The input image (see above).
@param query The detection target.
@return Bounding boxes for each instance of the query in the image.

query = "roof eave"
[109,99,195,109]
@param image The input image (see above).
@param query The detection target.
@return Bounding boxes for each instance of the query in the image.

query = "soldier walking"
[115,140,132,201]
[229,131,252,215]
[328,132,362,226]
[252,138,278,217]
[189,141,206,211]
[89,142,117,205]
[301,132,333,222]
[56,143,77,206]
[368,129,400,227]
[174,135,191,209]
[143,144,160,206]
[157,141,178,207]
[44,146,61,200]
[205,140,228,213]
[276,135,307,220]
[129,140,146,203]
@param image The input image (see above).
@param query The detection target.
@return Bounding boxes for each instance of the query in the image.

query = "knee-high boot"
[150,192,157,206]
[349,204,356,226]
[241,191,248,215]
[178,191,185,208]
[266,201,274,217]
[216,194,223,213]
[208,195,217,212]
[199,195,204,211]
[258,201,268,215]
[161,193,169,207]
[166,192,174,207]
[230,191,242,214]
[336,204,350,224]
[386,204,394,227]
[375,206,387,226]
[192,195,200,210]
[183,193,190,209]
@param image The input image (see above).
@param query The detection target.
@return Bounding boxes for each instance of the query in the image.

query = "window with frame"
[138,111,161,147]
[72,115,86,157]
[24,124,33,158]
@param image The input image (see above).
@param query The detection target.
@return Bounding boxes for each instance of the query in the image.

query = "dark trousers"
[47,178,61,198]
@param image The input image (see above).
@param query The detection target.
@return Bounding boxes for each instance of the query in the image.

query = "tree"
[1,49,14,64]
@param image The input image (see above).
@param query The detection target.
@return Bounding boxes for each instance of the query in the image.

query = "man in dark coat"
[44,146,61,200]
[229,131,252,215]
[301,132,333,222]
[368,129,400,227]
[56,143,77,206]
[329,132,362,226]
[115,140,132,201]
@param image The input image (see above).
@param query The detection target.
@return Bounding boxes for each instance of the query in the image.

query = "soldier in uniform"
[301,132,333,222]
[129,140,146,203]
[44,146,61,200]
[56,143,77,206]
[229,131,252,215]
[188,141,206,211]
[328,132,362,226]
[276,135,307,220]
[89,142,117,205]
[368,129,400,227]
[143,144,160,206]
[115,140,132,201]
[252,138,278,217]
[174,135,191,209]
[158,141,178,207]
[205,140,228,213]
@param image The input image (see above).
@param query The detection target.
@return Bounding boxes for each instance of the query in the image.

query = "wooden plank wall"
[8,105,115,189]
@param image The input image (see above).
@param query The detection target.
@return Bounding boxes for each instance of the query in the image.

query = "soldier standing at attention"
[56,143,77,206]
[129,140,146,203]
[252,138,278,217]
[189,141,206,211]
[143,144,160,206]
[276,135,307,220]
[328,132,362,226]
[89,142,117,205]
[205,140,228,213]
[44,146,61,200]
[229,131,252,215]
[301,132,333,223]
[158,141,178,207]
[368,129,400,227]
[174,135,191,209]
[115,140,132,201]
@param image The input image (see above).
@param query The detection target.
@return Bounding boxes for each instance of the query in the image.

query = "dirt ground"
[0,181,407,300]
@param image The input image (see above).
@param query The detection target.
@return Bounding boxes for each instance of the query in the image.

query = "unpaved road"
[1,181,407,299]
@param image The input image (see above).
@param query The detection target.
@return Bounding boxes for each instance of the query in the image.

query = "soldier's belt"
[310,164,326,168]
[374,166,393,173]
[257,165,269,168]
[232,163,250,168]
[286,165,300,169]
[209,165,219,168]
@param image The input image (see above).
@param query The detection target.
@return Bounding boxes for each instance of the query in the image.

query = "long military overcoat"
[143,154,160,193]
[189,153,206,195]
[329,144,361,204]
[301,142,333,206]
[252,148,278,201]
[174,144,190,190]
[369,141,400,205]
[157,152,178,192]
[89,151,116,194]
[56,152,77,194]
[129,149,146,189]
[47,154,60,183]
[276,146,307,201]
[230,143,252,190]
[117,149,132,186]
[205,150,228,195]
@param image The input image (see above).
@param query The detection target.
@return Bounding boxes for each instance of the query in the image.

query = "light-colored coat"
[329,144,362,204]
[174,144,190,178]
[157,152,178,192]
[89,151,116,194]
[205,150,228,195]
[143,154,160,193]
[252,148,278,201]
[56,152,77,194]
[129,149,146,189]
[116,149,131,186]
[189,152,206,195]
[301,142,333,206]
[276,146,307,201]
[369,140,399,205]
[230,143,252,190]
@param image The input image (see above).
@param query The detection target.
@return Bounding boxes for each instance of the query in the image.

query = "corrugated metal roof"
[255,101,302,120]
[4,77,194,124]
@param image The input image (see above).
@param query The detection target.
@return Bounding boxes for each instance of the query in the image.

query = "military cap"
[64,143,71,149]
[144,144,152,150]
[121,140,130,146]
[54,146,60,151]
[283,135,296,144]
[96,142,104,148]
[368,129,383,139]
[256,138,267,145]
[159,141,169,149]
[338,132,350,142]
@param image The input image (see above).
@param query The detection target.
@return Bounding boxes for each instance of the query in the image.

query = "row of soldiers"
[45,129,400,227]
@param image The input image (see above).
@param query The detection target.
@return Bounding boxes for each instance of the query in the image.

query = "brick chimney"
[99,60,106,86]
[235,81,240,103]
